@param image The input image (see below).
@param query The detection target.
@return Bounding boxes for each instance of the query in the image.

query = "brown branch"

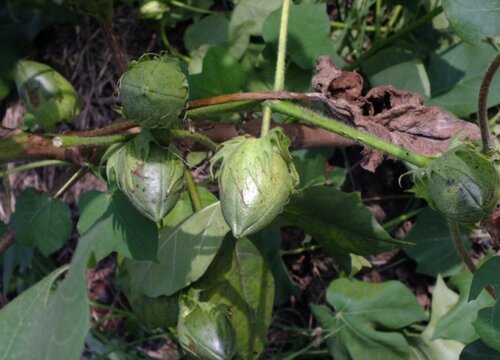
[64,120,138,137]
[0,127,84,164]
[188,91,320,109]
[477,51,500,154]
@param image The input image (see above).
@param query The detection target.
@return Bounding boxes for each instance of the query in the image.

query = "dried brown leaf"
[312,56,481,171]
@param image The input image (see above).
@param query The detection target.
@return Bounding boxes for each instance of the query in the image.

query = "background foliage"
[0,0,499,359]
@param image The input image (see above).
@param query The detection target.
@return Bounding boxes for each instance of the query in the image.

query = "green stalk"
[374,0,382,41]
[160,18,191,63]
[187,100,261,120]
[168,0,214,14]
[261,0,291,137]
[52,167,86,199]
[184,169,202,212]
[331,21,389,33]
[387,5,403,29]
[266,100,433,168]
[170,129,218,152]
[0,160,70,178]
[382,208,421,229]
[52,133,133,148]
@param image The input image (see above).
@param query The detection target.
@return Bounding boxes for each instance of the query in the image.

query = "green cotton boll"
[211,128,299,238]
[410,145,500,224]
[177,294,236,360]
[118,55,189,128]
[106,131,185,222]
[15,60,81,131]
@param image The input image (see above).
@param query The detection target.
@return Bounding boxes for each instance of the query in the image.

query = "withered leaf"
[312,56,480,172]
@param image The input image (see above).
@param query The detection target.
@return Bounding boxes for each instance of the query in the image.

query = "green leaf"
[263,2,338,69]
[312,278,426,360]
[229,0,282,36]
[460,339,500,359]
[469,256,500,351]
[427,42,500,117]
[15,60,81,130]
[200,236,274,360]
[470,257,500,301]
[250,226,299,306]
[77,190,158,262]
[293,154,347,189]
[283,186,405,256]
[408,276,464,359]
[184,12,250,59]
[442,0,500,44]
[162,187,219,227]
[472,307,500,351]
[0,225,97,360]
[362,47,431,98]
[12,188,72,256]
[184,13,230,53]
[125,202,229,297]
[1,244,34,298]
[189,46,245,99]
[0,269,67,360]
[117,270,179,329]
[434,269,495,343]
[403,207,470,277]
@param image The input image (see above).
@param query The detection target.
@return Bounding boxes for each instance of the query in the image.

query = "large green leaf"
[469,257,500,351]
[283,186,406,256]
[250,225,299,306]
[162,187,219,227]
[292,154,347,190]
[460,339,500,359]
[125,202,229,297]
[427,42,500,118]
[12,188,72,256]
[189,46,245,99]
[408,276,464,359]
[229,0,282,36]
[403,207,470,277]
[442,0,500,44]
[312,278,426,360]
[0,225,97,360]
[184,12,251,60]
[77,189,158,261]
[434,269,494,343]
[117,270,179,329]
[362,47,431,98]
[263,2,338,69]
[184,13,230,53]
[200,236,274,360]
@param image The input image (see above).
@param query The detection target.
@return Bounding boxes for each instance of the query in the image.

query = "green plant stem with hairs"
[261,0,291,137]
[0,160,70,178]
[477,51,500,155]
[52,133,133,148]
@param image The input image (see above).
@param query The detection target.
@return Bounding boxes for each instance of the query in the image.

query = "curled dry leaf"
[312,56,481,172]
